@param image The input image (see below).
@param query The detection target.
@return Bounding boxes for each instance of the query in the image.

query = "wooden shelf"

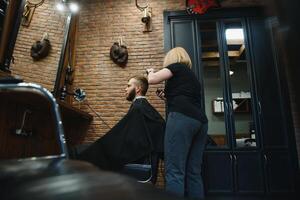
[212,97,251,114]
[232,98,251,113]
[58,100,93,121]
[57,100,93,147]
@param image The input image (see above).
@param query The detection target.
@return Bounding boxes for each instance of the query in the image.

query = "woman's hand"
[146,68,155,75]
[146,68,173,84]
[156,88,166,101]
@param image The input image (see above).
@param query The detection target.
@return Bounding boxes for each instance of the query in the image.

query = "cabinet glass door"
[223,19,257,149]
[200,21,228,148]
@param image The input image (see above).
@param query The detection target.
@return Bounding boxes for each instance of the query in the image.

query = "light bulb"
[69,3,79,13]
[56,2,65,12]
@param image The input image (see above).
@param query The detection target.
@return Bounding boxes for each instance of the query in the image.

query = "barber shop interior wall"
[11,0,300,187]
[11,0,67,91]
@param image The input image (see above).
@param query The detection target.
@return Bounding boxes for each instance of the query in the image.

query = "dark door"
[264,151,294,193]
[247,17,287,149]
[169,19,201,78]
[203,151,234,194]
[234,151,264,194]
[221,19,265,194]
[248,16,296,193]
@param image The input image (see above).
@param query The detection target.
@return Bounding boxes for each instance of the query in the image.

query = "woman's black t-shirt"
[165,63,208,123]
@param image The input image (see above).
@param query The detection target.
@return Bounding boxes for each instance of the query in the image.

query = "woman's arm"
[147,68,173,84]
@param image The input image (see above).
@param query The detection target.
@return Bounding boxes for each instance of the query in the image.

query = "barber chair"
[70,143,160,184]
[0,81,68,159]
[122,153,160,184]
[0,81,181,200]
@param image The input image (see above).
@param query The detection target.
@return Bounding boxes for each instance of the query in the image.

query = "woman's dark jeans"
[165,112,208,199]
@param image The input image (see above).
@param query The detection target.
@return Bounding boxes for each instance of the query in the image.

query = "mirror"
[0,0,72,99]
[0,0,24,71]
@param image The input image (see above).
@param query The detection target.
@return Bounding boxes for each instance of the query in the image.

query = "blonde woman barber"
[147,47,208,199]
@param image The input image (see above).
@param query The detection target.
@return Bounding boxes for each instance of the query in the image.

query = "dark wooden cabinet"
[203,151,234,194]
[164,7,297,196]
[167,18,202,79]
[264,151,294,193]
[203,151,264,195]
[248,17,288,149]
[249,17,296,194]
[234,151,264,194]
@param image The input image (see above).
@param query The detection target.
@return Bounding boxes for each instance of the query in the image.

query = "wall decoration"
[109,38,128,67]
[22,0,44,27]
[135,0,152,32]
[30,32,51,61]
[186,0,220,15]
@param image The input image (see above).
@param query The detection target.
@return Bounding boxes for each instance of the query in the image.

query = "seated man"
[77,75,165,171]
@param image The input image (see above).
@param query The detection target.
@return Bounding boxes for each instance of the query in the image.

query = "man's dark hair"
[130,75,148,96]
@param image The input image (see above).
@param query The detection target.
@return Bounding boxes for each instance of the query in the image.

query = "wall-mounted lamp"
[73,88,86,102]
[135,0,152,32]
[22,0,45,27]
[56,0,79,13]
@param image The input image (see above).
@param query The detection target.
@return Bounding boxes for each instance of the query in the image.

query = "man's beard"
[126,89,136,101]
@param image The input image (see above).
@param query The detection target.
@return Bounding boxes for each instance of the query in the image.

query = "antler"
[26,0,45,8]
[135,0,148,11]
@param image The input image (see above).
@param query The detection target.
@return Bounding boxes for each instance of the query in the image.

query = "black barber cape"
[78,98,165,171]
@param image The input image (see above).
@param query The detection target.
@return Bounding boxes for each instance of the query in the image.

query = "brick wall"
[72,0,183,141]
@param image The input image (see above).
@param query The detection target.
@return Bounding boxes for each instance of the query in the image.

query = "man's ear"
[135,85,142,95]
